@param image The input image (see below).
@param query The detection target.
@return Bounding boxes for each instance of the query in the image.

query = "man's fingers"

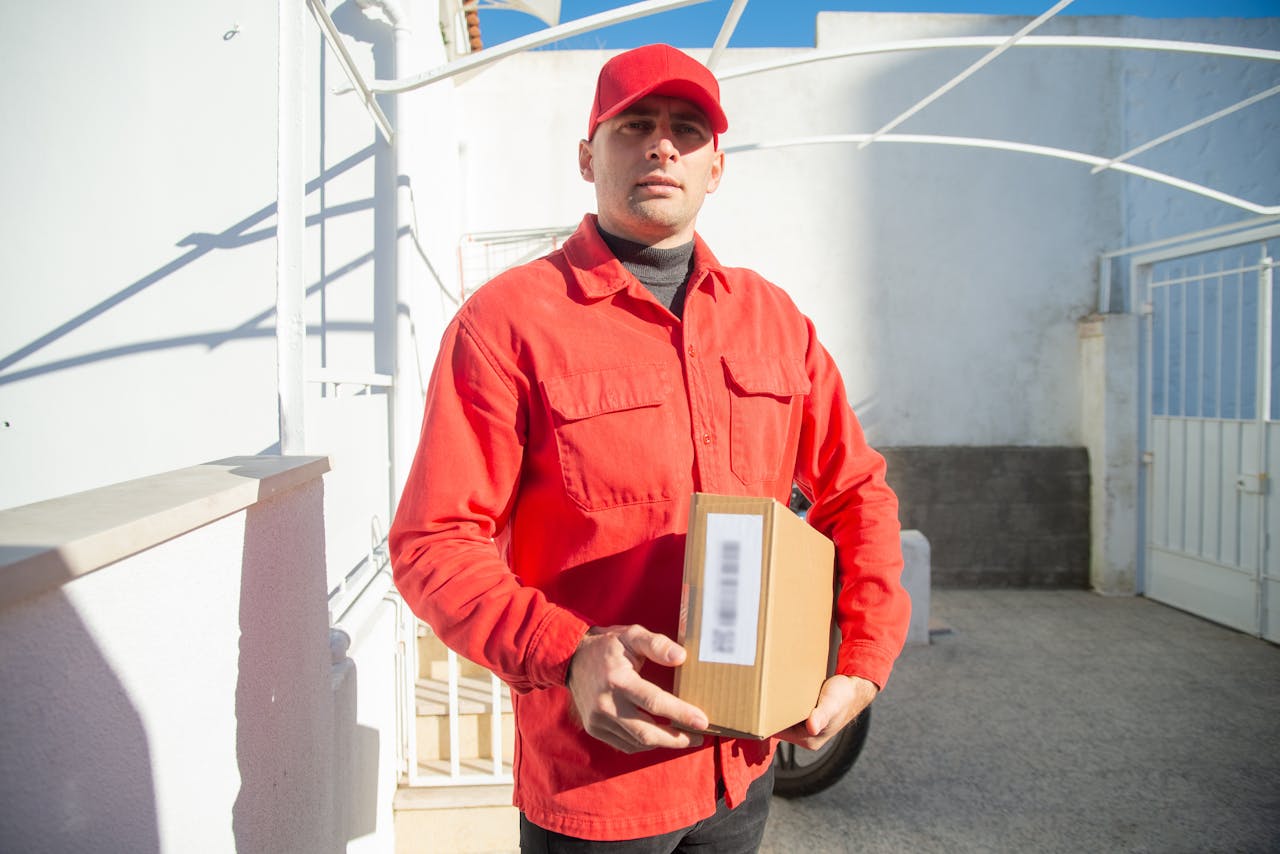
[776,721,825,750]
[608,692,705,753]
[620,669,709,733]
[613,716,703,753]
[569,624,709,753]
[583,687,705,753]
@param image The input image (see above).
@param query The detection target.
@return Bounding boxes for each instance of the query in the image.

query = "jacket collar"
[562,215,731,300]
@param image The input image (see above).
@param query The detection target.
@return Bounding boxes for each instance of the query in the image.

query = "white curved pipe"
[860,0,1077,150]
[724,134,1280,215]
[355,0,711,95]
[1091,83,1280,174]
[707,0,751,71]
[716,36,1280,82]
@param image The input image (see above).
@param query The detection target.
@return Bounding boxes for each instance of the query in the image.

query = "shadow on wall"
[233,480,340,853]
[0,144,376,389]
[332,657,385,843]
[0,590,161,852]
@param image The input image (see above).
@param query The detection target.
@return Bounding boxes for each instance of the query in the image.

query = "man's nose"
[648,134,679,162]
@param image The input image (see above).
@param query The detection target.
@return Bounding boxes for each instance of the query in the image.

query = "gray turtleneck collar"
[596,224,695,319]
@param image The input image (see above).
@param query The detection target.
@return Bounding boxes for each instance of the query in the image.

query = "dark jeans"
[519,764,775,854]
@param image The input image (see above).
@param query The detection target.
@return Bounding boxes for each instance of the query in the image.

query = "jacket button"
[702,433,712,444]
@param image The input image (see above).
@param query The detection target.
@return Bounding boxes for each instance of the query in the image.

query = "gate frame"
[1129,222,1280,638]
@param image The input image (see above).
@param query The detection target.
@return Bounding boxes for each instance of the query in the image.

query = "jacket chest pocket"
[543,364,683,511]
[722,355,811,486]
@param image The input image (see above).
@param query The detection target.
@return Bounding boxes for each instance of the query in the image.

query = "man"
[390,44,909,851]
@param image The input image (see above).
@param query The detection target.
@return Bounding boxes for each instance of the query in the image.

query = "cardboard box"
[674,493,835,739]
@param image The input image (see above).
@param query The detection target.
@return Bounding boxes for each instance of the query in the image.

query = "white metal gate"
[1138,225,1280,642]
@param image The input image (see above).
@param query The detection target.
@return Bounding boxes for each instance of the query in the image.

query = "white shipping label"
[697,513,764,666]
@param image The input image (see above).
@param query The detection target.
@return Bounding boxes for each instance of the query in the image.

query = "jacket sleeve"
[389,317,589,693]
[792,318,910,689]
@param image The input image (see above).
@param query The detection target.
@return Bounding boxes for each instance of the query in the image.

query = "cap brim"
[592,78,728,137]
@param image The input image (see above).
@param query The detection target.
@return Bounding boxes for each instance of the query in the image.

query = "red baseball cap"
[587,44,728,140]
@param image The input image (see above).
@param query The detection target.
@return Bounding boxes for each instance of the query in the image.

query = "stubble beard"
[624,194,692,239]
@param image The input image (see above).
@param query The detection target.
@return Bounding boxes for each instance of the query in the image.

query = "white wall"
[0,0,463,560]
[1117,17,1280,247]
[0,478,334,853]
[0,1,281,509]
[339,592,403,854]
[453,13,1278,448]
[0,3,465,851]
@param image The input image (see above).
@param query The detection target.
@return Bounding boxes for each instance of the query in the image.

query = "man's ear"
[578,139,595,183]
[706,149,725,194]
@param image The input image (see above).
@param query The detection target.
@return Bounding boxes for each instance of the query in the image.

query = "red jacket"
[390,216,909,840]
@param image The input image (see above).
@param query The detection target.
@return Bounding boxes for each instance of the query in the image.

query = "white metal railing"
[403,620,513,788]
[458,226,576,301]
[328,516,392,627]
[307,369,393,396]
[1097,216,1280,313]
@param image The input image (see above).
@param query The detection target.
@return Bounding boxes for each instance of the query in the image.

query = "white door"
[1141,231,1280,642]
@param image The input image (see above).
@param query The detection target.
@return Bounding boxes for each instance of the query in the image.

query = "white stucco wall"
[453,13,1277,448]
[1080,312,1141,593]
[340,593,403,854]
[1117,17,1280,247]
[0,0,462,586]
[0,2,281,509]
[0,477,333,853]
[0,4,460,852]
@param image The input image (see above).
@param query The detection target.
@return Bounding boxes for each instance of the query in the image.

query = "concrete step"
[394,784,517,854]
[413,623,515,771]
[417,626,493,681]
[417,709,515,764]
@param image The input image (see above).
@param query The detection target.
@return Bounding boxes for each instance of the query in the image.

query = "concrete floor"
[761,589,1280,854]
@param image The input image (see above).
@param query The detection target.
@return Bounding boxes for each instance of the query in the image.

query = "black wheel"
[771,706,871,798]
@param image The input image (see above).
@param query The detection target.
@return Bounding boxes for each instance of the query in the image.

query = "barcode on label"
[698,514,762,666]
[712,541,741,653]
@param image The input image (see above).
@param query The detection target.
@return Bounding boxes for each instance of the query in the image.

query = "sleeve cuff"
[836,640,898,690]
[524,606,591,691]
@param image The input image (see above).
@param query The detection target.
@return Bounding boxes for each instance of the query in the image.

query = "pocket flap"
[722,355,811,397]
[543,364,671,422]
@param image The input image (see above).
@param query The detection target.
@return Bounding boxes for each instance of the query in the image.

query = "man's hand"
[567,625,709,754]
[776,674,878,750]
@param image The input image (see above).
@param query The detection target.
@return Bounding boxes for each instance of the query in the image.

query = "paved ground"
[761,589,1280,854]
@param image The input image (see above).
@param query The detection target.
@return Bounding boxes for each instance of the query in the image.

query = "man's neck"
[595,223,695,318]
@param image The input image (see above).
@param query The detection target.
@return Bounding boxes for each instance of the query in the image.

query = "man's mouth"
[637,175,681,189]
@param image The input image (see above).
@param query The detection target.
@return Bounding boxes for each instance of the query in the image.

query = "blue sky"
[479,1,1280,49]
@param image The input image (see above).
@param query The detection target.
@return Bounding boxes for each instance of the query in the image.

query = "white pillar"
[276,0,307,455]
[1079,313,1141,594]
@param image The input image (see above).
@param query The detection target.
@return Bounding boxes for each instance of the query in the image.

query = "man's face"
[579,95,725,249]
